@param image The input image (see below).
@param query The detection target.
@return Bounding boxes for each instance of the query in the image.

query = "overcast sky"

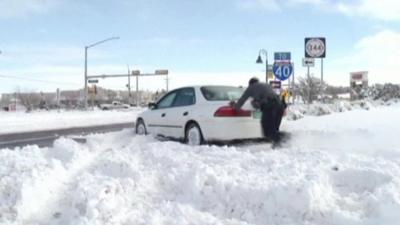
[0,0,400,93]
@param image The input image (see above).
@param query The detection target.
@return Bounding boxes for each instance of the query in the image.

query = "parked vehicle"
[100,101,129,110]
[135,85,263,145]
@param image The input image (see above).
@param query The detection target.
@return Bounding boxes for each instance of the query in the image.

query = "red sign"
[351,74,363,80]
[269,81,281,89]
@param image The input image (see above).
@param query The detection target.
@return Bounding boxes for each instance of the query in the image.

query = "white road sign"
[305,37,326,58]
[302,58,315,67]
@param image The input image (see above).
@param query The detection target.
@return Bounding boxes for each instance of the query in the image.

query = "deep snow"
[1,102,400,225]
[0,108,144,134]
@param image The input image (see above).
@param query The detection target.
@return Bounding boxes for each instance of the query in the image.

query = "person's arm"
[234,87,251,110]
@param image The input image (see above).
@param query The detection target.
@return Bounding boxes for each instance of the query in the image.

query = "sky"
[0,0,400,93]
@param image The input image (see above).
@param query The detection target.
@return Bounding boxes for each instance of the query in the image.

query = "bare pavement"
[0,122,135,149]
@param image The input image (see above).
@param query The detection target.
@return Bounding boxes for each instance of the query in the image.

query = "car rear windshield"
[200,86,244,101]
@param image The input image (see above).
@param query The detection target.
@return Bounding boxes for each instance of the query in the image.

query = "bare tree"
[293,76,326,104]
[60,90,81,108]
[105,90,117,102]
[16,90,42,112]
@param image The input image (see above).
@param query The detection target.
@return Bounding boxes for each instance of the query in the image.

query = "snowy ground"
[0,108,144,134]
[1,102,400,225]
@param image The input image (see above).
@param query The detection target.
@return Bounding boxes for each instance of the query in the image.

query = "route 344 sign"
[305,37,326,58]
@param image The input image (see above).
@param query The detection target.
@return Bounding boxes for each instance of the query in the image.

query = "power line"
[0,74,80,86]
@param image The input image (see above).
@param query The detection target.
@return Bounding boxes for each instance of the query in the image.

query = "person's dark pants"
[261,100,285,142]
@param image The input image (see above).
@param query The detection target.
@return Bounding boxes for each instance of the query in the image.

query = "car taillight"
[214,106,252,117]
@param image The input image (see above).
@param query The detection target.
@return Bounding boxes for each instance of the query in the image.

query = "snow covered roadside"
[0,99,395,135]
[1,103,400,225]
[285,99,399,120]
[0,108,145,134]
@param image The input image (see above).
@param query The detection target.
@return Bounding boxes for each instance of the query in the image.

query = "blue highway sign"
[273,63,293,81]
[274,52,291,61]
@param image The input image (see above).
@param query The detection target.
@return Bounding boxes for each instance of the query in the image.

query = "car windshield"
[200,86,244,101]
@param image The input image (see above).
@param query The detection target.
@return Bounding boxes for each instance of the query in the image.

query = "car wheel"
[136,119,147,135]
[185,122,204,146]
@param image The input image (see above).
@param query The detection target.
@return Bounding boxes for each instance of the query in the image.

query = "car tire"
[135,119,147,135]
[185,122,204,146]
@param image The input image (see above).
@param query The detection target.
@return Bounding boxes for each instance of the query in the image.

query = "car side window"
[157,91,177,109]
[173,88,196,107]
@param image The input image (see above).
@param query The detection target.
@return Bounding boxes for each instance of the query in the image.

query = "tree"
[105,90,117,102]
[365,83,400,101]
[325,85,350,99]
[16,90,41,112]
[293,76,326,104]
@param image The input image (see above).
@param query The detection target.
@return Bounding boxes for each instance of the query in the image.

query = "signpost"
[155,70,168,75]
[305,37,326,100]
[302,57,315,80]
[272,51,294,101]
[273,63,293,81]
[274,52,291,62]
[302,58,315,67]
[269,80,281,89]
[305,38,326,58]
[273,52,293,81]
[350,71,369,100]
[88,79,98,84]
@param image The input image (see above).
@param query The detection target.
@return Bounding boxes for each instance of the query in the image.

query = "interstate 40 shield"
[272,63,293,81]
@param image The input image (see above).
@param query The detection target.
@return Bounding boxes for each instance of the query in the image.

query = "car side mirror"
[148,102,157,109]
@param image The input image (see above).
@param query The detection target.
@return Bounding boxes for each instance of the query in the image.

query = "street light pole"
[84,46,88,109]
[127,65,131,105]
[84,36,119,109]
[256,49,268,83]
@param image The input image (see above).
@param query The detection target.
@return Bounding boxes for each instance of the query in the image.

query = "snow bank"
[0,108,144,134]
[1,103,400,225]
[285,99,399,121]
[1,99,396,135]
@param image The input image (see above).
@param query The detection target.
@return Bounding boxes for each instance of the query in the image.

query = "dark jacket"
[235,82,279,111]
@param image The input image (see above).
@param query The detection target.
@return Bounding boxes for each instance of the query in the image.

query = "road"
[0,122,135,149]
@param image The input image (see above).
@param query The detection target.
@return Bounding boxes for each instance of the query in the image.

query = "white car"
[135,85,264,145]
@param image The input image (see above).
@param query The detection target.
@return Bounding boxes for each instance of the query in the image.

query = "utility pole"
[56,88,60,113]
[127,65,131,105]
[136,74,139,106]
[321,58,324,101]
[166,74,169,91]
[84,47,88,109]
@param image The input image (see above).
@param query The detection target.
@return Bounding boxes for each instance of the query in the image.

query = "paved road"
[0,122,135,149]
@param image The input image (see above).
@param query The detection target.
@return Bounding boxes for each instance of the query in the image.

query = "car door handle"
[183,112,189,116]
[161,113,166,117]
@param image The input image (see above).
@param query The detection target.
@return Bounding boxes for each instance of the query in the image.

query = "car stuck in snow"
[135,85,264,145]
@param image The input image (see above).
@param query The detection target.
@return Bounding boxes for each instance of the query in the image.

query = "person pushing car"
[231,77,286,145]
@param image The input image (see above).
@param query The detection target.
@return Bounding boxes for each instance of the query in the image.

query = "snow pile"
[1,103,400,224]
[285,99,399,121]
[0,108,144,134]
